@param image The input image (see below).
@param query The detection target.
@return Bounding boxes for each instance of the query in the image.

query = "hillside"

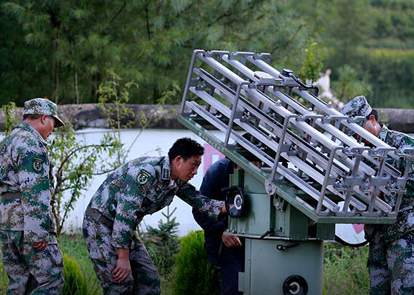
[0,0,413,108]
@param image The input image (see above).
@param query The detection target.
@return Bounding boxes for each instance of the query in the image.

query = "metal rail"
[179,49,414,223]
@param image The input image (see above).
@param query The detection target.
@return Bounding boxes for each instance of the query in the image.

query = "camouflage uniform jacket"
[87,156,225,249]
[376,124,414,243]
[0,123,56,243]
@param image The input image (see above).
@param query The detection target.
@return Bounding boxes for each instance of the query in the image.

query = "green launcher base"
[239,238,323,295]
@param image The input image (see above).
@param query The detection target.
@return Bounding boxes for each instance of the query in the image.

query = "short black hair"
[23,114,43,121]
[168,137,204,160]
[366,109,378,121]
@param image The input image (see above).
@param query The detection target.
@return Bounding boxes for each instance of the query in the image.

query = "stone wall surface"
[0,104,182,130]
[1,103,414,133]
[379,108,414,133]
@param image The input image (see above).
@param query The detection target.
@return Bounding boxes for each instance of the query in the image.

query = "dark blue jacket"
[192,158,233,265]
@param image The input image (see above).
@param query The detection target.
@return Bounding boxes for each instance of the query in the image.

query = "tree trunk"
[75,71,79,104]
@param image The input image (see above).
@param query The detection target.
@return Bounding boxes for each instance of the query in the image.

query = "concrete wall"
[1,103,414,133]
[0,104,182,131]
[379,108,414,133]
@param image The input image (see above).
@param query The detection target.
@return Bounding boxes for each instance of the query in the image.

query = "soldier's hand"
[112,256,132,283]
[33,242,48,250]
[222,230,242,248]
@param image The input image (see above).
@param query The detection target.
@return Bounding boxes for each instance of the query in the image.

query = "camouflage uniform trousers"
[0,230,64,295]
[368,231,414,295]
[83,214,160,295]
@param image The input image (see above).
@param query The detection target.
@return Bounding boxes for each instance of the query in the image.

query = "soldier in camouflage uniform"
[0,98,65,294]
[83,137,226,295]
[342,96,414,295]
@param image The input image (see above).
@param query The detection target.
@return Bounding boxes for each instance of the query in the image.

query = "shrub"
[0,254,8,294]
[59,234,102,295]
[0,246,94,295]
[172,231,221,295]
[63,253,88,295]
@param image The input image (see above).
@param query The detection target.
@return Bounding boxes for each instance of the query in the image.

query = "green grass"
[324,242,369,295]
[0,234,370,295]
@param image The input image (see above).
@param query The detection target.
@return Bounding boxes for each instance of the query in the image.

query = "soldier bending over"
[342,96,414,295]
[83,137,227,295]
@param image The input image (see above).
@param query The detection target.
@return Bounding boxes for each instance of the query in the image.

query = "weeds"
[324,242,369,295]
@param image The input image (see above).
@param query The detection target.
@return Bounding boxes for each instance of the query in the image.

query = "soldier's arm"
[192,207,226,233]
[178,183,225,221]
[17,147,52,243]
[111,172,144,249]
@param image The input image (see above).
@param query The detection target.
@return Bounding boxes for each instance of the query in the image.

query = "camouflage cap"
[23,98,64,127]
[341,95,372,118]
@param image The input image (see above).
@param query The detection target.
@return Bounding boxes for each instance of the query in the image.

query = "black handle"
[259,229,275,239]
[277,243,300,251]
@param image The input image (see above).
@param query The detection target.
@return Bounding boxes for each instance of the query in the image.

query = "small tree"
[49,123,121,235]
[97,69,177,166]
[51,69,173,234]
[1,101,123,235]
[299,38,327,83]
[141,207,180,276]
[331,65,372,102]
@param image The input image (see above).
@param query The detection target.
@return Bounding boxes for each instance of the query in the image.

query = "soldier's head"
[341,95,382,137]
[169,137,204,182]
[364,109,381,137]
[23,98,65,139]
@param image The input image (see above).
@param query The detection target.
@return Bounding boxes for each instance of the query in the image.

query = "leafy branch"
[1,102,19,135]
[49,123,122,235]
[98,69,176,165]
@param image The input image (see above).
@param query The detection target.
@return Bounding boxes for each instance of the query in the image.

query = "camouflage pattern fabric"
[83,216,160,295]
[0,123,57,242]
[0,123,63,294]
[83,156,224,293]
[0,231,64,295]
[341,96,414,294]
[23,98,64,127]
[341,95,372,118]
[365,125,414,294]
[374,125,414,243]
[368,231,414,295]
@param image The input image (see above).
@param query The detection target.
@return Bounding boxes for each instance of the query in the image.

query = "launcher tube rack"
[179,49,414,224]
